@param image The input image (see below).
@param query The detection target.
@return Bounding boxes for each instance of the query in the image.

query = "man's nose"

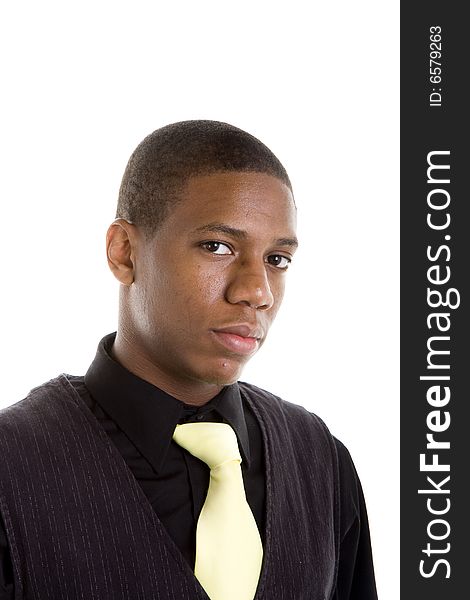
[225,263,275,310]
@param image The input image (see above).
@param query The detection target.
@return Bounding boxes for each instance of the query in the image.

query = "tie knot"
[173,422,241,470]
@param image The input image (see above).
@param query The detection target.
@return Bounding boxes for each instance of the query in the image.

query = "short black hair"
[116,120,292,236]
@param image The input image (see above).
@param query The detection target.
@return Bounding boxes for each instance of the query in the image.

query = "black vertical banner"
[401,4,469,598]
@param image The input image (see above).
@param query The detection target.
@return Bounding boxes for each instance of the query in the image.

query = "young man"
[0,121,378,599]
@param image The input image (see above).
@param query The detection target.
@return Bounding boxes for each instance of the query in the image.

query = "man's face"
[130,171,297,388]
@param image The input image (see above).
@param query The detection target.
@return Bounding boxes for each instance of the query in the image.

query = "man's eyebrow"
[275,237,299,248]
[192,222,299,248]
[193,223,247,240]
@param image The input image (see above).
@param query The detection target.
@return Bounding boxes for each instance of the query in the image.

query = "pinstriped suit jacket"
[0,375,339,599]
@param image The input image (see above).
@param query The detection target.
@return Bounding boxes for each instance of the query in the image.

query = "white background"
[1,1,399,597]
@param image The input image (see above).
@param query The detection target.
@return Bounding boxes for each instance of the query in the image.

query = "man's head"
[107,121,298,402]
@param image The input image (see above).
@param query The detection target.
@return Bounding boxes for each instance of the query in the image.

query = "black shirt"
[0,333,377,599]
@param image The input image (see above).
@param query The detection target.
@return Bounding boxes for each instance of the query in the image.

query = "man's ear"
[106,219,138,285]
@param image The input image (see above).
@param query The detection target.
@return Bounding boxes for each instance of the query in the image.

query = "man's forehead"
[182,170,292,195]
[181,171,295,214]
[155,170,297,243]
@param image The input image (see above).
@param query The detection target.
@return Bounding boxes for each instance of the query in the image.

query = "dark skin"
[106,171,298,406]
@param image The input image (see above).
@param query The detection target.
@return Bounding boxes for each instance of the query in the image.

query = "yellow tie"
[173,422,263,600]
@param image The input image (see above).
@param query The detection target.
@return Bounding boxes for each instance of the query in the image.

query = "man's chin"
[201,357,246,387]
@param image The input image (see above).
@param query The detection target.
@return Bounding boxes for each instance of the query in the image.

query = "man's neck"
[111,333,223,407]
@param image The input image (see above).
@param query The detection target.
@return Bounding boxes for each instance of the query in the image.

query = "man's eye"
[267,255,291,269]
[201,241,232,255]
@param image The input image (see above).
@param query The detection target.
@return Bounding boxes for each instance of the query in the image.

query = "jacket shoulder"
[238,379,333,432]
[0,375,71,430]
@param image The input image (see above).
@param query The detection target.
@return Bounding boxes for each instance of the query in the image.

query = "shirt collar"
[84,333,251,473]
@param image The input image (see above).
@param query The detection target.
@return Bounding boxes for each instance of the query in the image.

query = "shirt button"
[195,414,204,421]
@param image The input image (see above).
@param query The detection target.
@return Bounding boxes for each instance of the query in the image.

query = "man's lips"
[211,325,262,356]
